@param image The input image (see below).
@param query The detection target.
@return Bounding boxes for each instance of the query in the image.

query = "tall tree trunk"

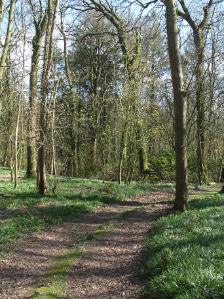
[176,0,214,185]
[27,3,47,178]
[165,0,188,211]
[50,79,59,176]
[194,29,207,185]
[59,13,80,176]
[92,135,97,167]
[27,36,42,178]
[37,0,58,195]
[119,122,128,184]
[10,137,14,183]
[15,15,26,188]
[139,142,149,175]
[0,0,5,30]
[137,121,149,175]
[0,0,15,81]
[14,102,20,189]
[2,141,8,166]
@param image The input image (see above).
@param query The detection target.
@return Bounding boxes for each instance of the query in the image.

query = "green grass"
[144,192,224,299]
[0,175,118,254]
[0,168,175,255]
[79,221,115,242]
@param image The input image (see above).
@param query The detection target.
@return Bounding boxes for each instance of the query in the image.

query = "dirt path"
[0,191,173,299]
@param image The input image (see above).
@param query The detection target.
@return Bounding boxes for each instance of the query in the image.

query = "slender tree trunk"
[137,122,149,175]
[59,14,80,176]
[219,160,224,183]
[165,0,188,211]
[51,92,57,194]
[0,0,15,80]
[93,136,97,167]
[194,29,207,185]
[27,37,41,178]
[176,1,213,185]
[139,142,149,175]
[50,79,59,176]
[14,103,20,189]
[27,4,47,178]
[2,142,8,166]
[37,0,58,195]
[0,0,5,30]
[119,121,128,184]
[10,137,14,183]
[15,18,26,188]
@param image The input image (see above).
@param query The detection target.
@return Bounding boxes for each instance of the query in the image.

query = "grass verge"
[143,192,224,299]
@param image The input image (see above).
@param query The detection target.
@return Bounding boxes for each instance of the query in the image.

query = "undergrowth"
[144,193,224,299]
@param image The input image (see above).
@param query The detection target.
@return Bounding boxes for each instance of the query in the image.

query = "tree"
[0,0,15,81]
[57,11,122,177]
[81,0,149,182]
[165,0,188,210]
[0,0,223,193]
[27,0,48,178]
[37,0,58,195]
[0,0,5,29]
[177,0,215,185]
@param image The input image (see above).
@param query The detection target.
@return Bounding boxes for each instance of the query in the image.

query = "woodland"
[0,0,224,298]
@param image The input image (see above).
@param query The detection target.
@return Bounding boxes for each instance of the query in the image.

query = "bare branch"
[177,0,197,30]
[134,0,158,9]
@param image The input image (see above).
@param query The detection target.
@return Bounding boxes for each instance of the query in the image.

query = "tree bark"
[194,29,207,185]
[165,0,188,211]
[0,0,5,30]
[37,0,58,195]
[0,0,15,81]
[14,101,20,189]
[27,7,47,178]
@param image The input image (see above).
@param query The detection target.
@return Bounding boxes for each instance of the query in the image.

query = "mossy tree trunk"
[27,2,47,178]
[165,0,188,211]
[194,29,207,185]
[0,0,5,30]
[37,0,58,195]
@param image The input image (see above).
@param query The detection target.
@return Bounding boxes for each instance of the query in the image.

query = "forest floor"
[0,168,221,299]
[0,190,172,298]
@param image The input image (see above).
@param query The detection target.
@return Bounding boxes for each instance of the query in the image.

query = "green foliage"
[187,153,199,183]
[147,150,175,181]
[188,153,222,183]
[144,193,224,299]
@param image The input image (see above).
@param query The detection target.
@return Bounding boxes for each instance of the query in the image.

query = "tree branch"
[134,0,158,8]
[177,0,197,30]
